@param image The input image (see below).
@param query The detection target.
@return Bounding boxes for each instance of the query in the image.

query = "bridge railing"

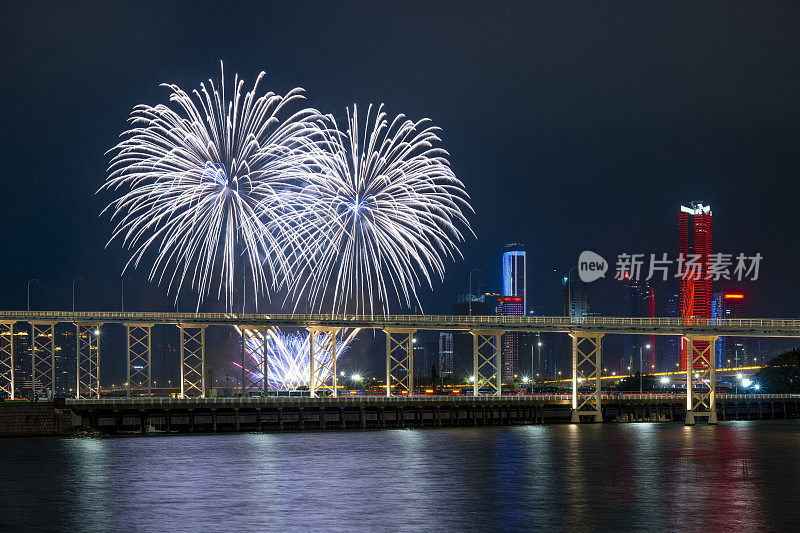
[4,310,800,331]
[63,393,800,406]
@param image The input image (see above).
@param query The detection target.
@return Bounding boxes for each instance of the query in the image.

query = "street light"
[468,268,481,316]
[121,276,131,312]
[27,278,41,311]
[639,343,651,394]
[72,276,86,312]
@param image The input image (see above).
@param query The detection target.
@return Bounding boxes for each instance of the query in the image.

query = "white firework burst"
[100,63,320,309]
[241,328,358,390]
[285,104,474,314]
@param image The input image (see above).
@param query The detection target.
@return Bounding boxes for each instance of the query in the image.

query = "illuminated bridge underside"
[2,311,800,337]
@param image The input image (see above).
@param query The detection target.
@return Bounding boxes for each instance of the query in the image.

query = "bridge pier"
[570,332,604,423]
[179,325,207,398]
[384,329,416,397]
[75,323,101,399]
[308,327,339,398]
[684,335,719,425]
[125,324,152,397]
[471,330,503,396]
[30,321,57,398]
[0,321,15,399]
[242,327,270,396]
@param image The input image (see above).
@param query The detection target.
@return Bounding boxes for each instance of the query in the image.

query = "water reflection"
[1,421,799,531]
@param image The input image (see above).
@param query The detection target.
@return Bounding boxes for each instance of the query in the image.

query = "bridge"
[2,310,798,425]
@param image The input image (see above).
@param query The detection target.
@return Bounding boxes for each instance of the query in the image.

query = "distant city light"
[351,374,362,381]
[659,377,670,384]
[754,384,760,391]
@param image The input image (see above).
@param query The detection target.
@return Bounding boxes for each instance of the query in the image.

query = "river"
[2,421,799,531]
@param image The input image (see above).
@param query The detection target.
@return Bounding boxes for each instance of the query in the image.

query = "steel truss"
[684,335,719,425]
[242,327,269,396]
[31,322,56,397]
[125,324,152,397]
[0,321,15,398]
[308,327,339,398]
[75,323,101,399]
[570,332,604,423]
[471,330,504,396]
[179,325,206,398]
[385,328,416,397]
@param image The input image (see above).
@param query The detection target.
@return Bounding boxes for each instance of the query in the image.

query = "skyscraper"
[679,202,712,369]
[501,244,526,381]
[622,273,655,371]
[663,280,681,370]
[502,243,527,309]
[438,332,454,376]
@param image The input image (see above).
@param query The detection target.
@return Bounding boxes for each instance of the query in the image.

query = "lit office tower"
[622,274,655,371]
[501,244,526,382]
[438,332,454,375]
[502,243,527,309]
[679,202,712,370]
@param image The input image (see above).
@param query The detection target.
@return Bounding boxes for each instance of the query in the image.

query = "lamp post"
[121,276,131,312]
[72,277,85,312]
[564,267,577,317]
[639,343,651,394]
[27,278,40,311]
[468,268,480,316]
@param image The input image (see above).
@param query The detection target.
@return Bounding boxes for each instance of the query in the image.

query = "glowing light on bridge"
[243,328,359,390]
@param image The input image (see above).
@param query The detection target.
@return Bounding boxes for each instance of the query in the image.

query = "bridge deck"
[3,311,800,336]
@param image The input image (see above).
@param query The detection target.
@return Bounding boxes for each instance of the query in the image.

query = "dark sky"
[1,1,798,322]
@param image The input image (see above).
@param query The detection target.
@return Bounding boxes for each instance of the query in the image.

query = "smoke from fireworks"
[285,104,473,314]
[100,62,320,309]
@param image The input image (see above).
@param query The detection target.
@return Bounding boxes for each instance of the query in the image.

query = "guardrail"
[64,393,800,406]
[4,310,800,335]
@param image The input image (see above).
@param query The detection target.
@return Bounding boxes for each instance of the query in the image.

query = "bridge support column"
[684,335,719,425]
[241,327,270,396]
[125,324,152,398]
[308,327,339,398]
[570,332,604,423]
[30,321,56,398]
[75,323,101,399]
[384,329,416,397]
[0,321,15,399]
[471,330,504,396]
[179,324,207,398]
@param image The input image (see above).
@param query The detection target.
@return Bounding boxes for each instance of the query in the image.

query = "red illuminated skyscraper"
[678,202,712,369]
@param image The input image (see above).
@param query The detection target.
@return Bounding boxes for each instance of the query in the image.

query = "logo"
[578,251,608,282]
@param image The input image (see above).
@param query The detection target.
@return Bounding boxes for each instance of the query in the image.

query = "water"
[2,421,800,532]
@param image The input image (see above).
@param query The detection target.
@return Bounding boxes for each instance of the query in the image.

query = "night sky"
[1,2,799,375]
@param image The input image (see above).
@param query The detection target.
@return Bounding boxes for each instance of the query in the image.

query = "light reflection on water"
[2,421,800,531]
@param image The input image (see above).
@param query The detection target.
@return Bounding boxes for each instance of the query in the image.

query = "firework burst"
[100,62,320,309]
[241,328,358,390]
[285,104,474,314]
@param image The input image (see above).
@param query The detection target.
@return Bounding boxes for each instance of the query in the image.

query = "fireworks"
[242,328,359,390]
[285,104,474,314]
[100,62,320,309]
[102,67,473,318]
